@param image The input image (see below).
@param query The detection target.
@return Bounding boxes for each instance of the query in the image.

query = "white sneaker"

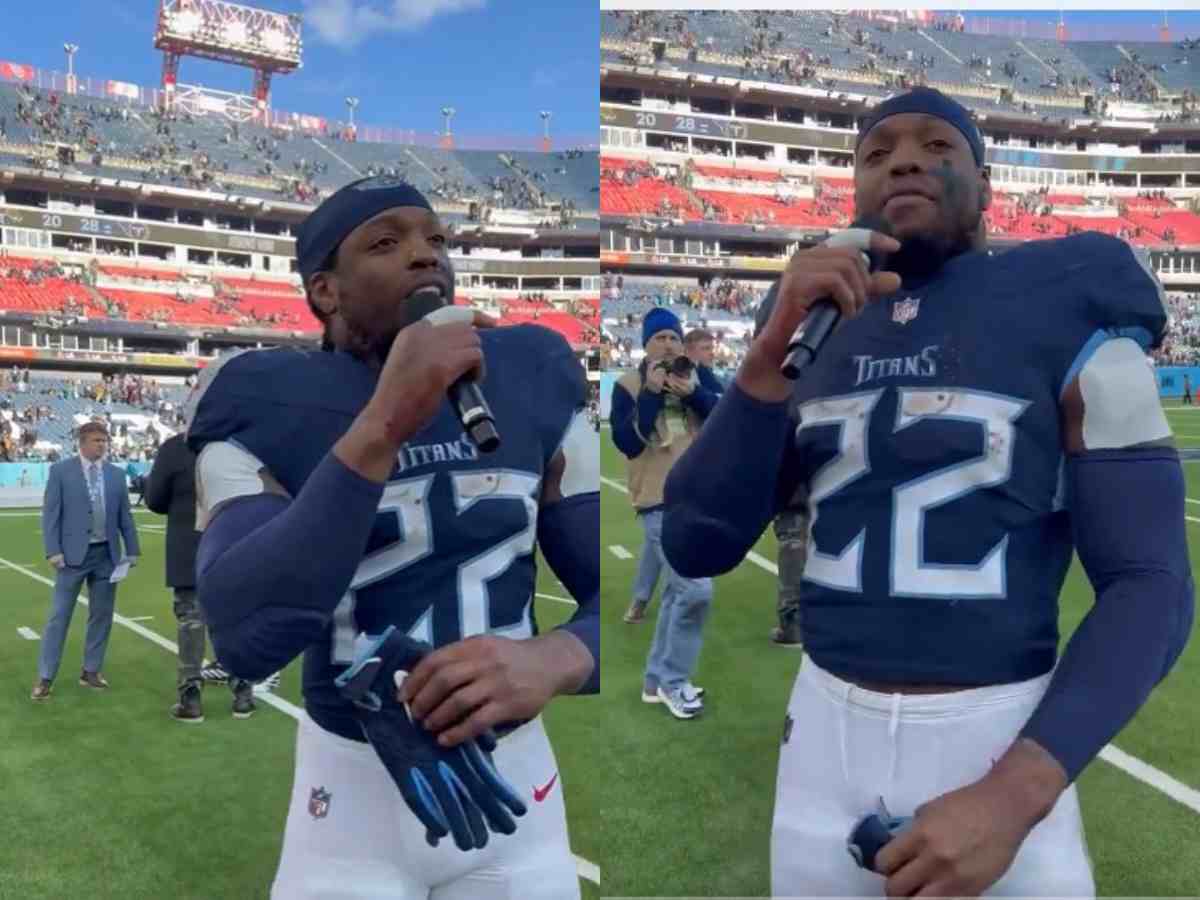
[681,682,705,705]
[657,686,702,719]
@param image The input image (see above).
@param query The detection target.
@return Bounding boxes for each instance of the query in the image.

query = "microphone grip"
[780,301,840,380]
[450,377,500,453]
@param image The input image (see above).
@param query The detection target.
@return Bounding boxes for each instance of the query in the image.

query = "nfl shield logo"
[309,786,331,820]
[892,297,920,325]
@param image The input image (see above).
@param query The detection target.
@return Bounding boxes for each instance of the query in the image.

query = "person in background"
[33,422,140,700]
[145,431,255,722]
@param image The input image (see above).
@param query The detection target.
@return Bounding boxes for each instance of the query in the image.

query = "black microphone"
[407,287,501,454]
[780,214,893,380]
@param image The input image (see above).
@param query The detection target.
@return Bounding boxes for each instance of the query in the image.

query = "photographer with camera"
[610,308,716,720]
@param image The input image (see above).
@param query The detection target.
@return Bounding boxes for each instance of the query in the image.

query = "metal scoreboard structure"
[154,0,302,123]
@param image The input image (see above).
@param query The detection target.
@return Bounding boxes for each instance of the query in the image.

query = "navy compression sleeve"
[1019,448,1195,781]
[662,381,802,578]
[537,491,600,694]
[195,451,384,680]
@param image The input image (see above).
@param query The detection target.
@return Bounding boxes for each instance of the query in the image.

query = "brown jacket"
[616,368,705,511]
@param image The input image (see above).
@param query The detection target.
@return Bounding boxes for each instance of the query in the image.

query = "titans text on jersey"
[780,231,1167,686]
[187,323,592,742]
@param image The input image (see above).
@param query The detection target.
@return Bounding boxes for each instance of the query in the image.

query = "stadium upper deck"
[601,10,1200,123]
[0,80,599,211]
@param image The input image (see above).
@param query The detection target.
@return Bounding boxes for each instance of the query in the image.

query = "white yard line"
[0,509,161,517]
[600,476,627,494]
[600,475,1200,816]
[0,554,601,885]
[535,592,577,607]
[608,545,632,560]
[17,626,39,640]
[1098,745,1200,815]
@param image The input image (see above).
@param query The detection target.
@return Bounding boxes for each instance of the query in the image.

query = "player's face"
[323,206,453,361]
[854,113,990,251]
[645,329,682,363]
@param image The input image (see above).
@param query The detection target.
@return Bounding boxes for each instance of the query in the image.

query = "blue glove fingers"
[430,761,484,851]
[438,761,490,850]
[847,813,911,872]
[476,727,499,754]
[463,740,528,819]
[447,745,519,837]
[407,769,450,847]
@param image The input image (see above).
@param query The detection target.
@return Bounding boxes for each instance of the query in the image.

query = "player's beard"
[886,168,983,286]
[349,294,434,368]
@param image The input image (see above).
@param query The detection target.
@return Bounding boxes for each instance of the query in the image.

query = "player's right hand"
[366,309,497,447]
[739,232,901,403]
[47,554,65,570]
[644,362,668,394]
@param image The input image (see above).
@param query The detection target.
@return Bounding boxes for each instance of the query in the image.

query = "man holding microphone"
[185,175,598,897]
[662,87,1192,896]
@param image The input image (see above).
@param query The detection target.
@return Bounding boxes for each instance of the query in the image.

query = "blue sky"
[0,0,597,148]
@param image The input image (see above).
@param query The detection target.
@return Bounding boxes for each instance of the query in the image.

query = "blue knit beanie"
[642,307,683,346]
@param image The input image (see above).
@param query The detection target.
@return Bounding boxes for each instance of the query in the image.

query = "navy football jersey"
[188,324,587,739]
[788,232,1167,686]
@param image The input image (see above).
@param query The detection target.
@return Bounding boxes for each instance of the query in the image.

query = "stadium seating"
[601,10,1200,121]
[1,374,190,448]
[0,81,599,211]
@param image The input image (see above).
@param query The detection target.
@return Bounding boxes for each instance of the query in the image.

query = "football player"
[662,87,1193,897]
[185,177,598,900]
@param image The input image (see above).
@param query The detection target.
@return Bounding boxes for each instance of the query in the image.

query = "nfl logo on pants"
[308,786,331,820]
[893,296,920,325]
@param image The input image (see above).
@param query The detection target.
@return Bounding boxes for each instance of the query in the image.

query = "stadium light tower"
[345,96,359,126]
[63,43,79,95]
[154,0,302,124]
[540,110,552,152]
[441,106,456,150]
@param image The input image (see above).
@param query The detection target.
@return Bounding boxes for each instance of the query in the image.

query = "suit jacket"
[144,433,200,588]
[42,455,141,568]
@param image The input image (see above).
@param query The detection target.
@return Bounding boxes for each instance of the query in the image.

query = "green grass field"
[599,404,1200,899]
[0,509,601,900]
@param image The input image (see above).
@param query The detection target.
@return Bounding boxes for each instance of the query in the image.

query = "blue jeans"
[631,518,663,605]
[639,509,713,694]
[38,542,116,681]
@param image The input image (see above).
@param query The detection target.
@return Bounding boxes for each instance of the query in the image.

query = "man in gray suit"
[32,421,140,700]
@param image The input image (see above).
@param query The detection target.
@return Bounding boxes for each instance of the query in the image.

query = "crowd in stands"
[604,273,767,319]
[1158,292,1200,365]
[603,9,1200,126]
[1,82,598,213]
[0,366,190,462]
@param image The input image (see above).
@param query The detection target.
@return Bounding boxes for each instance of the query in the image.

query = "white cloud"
[302,0,487,49]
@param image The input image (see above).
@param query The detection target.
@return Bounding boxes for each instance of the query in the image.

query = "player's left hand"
[875,774,1036,897]
[401,635,558,747]
[666,374,694,397]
